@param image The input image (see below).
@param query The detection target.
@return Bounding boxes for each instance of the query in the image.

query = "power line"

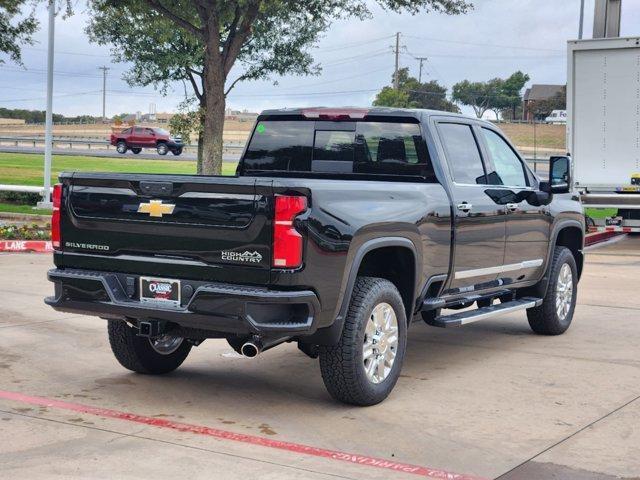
[317,34,395,52]
[0,91,101,103]
[403,34,564,53]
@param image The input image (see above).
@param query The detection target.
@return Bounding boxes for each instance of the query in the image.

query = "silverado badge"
[137,200,176,218]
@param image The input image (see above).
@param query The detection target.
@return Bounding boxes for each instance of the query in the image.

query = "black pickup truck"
[45,107,584,405]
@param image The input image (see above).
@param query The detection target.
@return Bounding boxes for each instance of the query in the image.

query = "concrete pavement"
[0,237,639,479]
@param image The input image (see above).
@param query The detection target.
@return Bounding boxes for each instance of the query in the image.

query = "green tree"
[87,0,471,174]
[0,0,38,64]
[1,1,74,65]
[451,80,494,118]
[373,68,459,112]
[452,71,529,120]
[373,86,415,108]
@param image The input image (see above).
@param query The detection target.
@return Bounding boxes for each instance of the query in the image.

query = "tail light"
[51,183,62,250]
[272,195,307,268]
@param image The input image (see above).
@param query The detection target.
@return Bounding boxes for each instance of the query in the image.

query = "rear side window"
[242,120,434,179]
[437,123,486,185]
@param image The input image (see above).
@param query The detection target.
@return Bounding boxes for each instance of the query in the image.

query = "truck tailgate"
[58,173,274,284]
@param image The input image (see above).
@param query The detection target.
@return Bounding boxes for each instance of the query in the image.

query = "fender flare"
[532,220,584,298]
[302,237,420,346]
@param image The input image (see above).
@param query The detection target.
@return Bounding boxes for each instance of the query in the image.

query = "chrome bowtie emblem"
[137,200,175,218]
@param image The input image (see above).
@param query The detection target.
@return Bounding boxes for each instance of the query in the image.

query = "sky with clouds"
[1,0,639,118]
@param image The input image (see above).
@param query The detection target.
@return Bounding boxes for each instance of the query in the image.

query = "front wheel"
[319,277,407,406]
[171,147,183,156]
[527,246,578,335]
[156,143,168,155]
[107,320,191,374]
[116,141,128,154]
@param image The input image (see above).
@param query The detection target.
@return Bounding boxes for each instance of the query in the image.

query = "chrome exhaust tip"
[240,342,260,358]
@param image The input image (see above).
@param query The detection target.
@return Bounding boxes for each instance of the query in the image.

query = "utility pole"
[393,32,400,90]
[98,66,110,122]
[38,0,55,208]
[416,57,428,83]
[578,0,585,39]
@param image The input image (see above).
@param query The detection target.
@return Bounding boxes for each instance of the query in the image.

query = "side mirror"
[541,156,571,194]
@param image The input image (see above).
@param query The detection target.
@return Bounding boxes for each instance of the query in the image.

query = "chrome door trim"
[455,259,544,280]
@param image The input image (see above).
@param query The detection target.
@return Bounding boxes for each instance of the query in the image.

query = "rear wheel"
[156,142,168,155]
[131,148,142,154]
[116,141,127,154]
[318,277,407,406]
[527,246,577,335]
[107,320,191,374]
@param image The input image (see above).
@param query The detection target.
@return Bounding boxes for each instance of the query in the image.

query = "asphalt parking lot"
[1,236,639,480]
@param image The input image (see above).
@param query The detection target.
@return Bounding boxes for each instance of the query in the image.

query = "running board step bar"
[425,297,543,328]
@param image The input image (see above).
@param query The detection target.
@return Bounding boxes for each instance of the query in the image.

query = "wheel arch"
[337,238,419,325]
[522,220,584,300]
[554,224,584,279]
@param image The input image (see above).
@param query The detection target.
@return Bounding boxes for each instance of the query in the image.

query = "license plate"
[605,217,622,226]
[140,277,181,307]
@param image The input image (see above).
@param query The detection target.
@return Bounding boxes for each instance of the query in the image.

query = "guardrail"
[0,136,245,154]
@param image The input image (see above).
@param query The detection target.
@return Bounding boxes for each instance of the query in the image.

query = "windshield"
[154,128,171,136]
[241,119,435,179]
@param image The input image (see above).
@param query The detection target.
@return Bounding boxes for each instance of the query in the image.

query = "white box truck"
[567,36,640,232]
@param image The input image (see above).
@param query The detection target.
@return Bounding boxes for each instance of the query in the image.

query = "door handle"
[506,203,519,212]
[457,203,473,213]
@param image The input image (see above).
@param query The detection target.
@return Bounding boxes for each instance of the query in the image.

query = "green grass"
[0,152,237,186]
[0,202,51,215]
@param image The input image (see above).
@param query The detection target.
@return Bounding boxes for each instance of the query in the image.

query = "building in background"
[523,84,566,121]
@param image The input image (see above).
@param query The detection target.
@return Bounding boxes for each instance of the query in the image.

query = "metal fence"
[0,136,245,155]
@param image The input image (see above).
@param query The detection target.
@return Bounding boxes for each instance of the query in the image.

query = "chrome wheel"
[363,302,398,384]
[556,263,573,321]
[149,334,184,355]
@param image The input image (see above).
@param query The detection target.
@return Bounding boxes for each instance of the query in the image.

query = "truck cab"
[47,107,584,405]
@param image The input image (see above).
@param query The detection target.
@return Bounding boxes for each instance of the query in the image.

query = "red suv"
[110,126,184,156]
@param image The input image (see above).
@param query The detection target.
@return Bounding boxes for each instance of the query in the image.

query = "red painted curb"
[0,389,484,480]
[584,231,622,247]
[0,240,52,252]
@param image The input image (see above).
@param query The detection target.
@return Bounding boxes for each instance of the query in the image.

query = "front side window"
[438,123,486,185]
[481,128,527,187]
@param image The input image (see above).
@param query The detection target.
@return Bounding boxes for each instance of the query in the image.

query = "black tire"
[318,277,407,406]
[171,147,183,156]
[116,141,128,154]
[156,142,168,155]
[131,148,142,154]
[107,320,191,374]
[527,246,577,335]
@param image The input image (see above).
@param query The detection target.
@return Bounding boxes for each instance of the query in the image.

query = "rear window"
[241,119,434,179]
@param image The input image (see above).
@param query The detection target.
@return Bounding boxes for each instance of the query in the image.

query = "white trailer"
[567,36,640,232]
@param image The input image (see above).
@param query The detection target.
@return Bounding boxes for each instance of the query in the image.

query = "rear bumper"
[45,268,320,337]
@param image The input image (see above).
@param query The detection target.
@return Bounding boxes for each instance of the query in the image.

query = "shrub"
[0,191,41,205]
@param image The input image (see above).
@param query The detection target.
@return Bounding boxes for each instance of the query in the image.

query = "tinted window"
[242,120,434,178]
[481,128,527,187]
[134,127,144,134]
[243,121,314,171]
[438,123,486,184]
